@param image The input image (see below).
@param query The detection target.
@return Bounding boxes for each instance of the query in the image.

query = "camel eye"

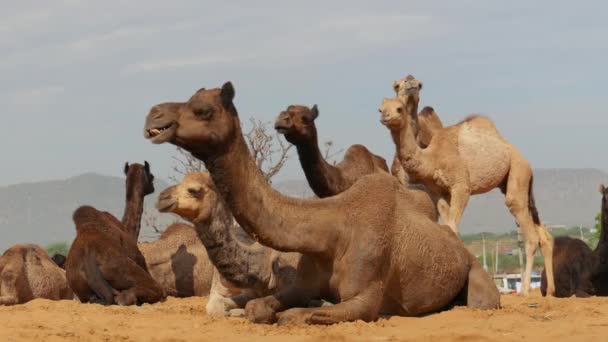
[396,107,403,114]
[194,108,213,120]
[188,188,202,197]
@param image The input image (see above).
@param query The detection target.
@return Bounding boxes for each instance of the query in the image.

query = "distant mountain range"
[1,168,606,251]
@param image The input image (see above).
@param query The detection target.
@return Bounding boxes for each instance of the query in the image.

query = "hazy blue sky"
[2,0,607,186]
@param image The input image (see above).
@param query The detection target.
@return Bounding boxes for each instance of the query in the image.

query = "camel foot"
[114,289,137,306]
[245,298,276,324]
[276,308,311,326]
[0,296,18,306]
[229,308,245,317]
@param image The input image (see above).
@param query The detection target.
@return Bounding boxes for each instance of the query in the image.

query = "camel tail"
[529,175,541,226]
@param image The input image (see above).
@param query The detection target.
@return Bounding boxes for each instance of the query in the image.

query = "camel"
[156,172,300,316]
[541,184,608,296]
[0,244,73,305]
[143,82,500,325]
[122,161,155,239]
[274,104,388,196]
[274,105,437,220]
[65,162,163,305]
[138,223,215,298]
[379,74,555,296]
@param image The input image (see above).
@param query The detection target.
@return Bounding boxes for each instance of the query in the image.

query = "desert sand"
[0,292,606,341]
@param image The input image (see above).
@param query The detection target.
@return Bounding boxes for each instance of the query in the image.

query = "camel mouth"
[156,198,177,213]
[145,122,176,144]
[274,123,291,134]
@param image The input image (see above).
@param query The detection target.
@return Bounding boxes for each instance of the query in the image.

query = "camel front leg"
[446,186,470,234]
[435,196,450,225]
[245,284,313,324]
[0,269,19,305]
[277,289,382,325]
[537,226,555,296]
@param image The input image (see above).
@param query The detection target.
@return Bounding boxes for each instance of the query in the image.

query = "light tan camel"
[0,244,73,305]
[144,82,499,325]
[156,172,300,316]
[138,223,215,298]
[380,75,554,296]
[274,105,437,220]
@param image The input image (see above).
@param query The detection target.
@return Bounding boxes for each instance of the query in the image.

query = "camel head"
[156,172,218,224]
[124,161,155,196]
[378,97,407,130]
[274,104,319,144]
[144,82,239,160]
[392,74,423,103]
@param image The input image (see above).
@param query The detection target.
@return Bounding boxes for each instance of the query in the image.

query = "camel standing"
[0,244,73,305]
[379,75,554,296]
[274,104,437,220]
[144,82,499,325]
[156,172,300,316]
[65,162,163,305]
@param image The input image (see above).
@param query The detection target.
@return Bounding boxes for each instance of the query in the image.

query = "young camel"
[0,244,73,305]
[274,105,437,219]
[156,172,300,316]
[379,75,555,296]
[144,82,499,325]
[65,162,163,305]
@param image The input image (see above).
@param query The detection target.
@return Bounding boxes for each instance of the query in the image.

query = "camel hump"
[72,205,102,225]
[419,106,435,117]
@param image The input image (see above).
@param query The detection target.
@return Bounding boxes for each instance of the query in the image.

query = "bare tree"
[322,140,344,166]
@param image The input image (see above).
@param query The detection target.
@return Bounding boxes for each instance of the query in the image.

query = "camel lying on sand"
[156,172,300,316]
[379,75,555,296]
[144,82,500,325]
[0,244,73,305]
[274,104,437,220]
[65,162,163,305]
[541,184,608,297]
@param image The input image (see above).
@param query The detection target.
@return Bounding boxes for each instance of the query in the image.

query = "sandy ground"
[0,292,607,342]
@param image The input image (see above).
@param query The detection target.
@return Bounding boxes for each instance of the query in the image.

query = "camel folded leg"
[245,285,313,324]
[276,292,381,325]
[464,257,500,309]
[0,269,19,305]
[98,256,164,305]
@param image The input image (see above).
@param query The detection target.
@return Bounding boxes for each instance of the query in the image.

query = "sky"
[1,0,607,186]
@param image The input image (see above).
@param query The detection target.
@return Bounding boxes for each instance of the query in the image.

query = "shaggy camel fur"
[275,105,437,220]
[138,223,215,298]
[65,162,163,305]
[156,172,300,316]
[379,75,555,296]
[144,82,500,325]
[0,244,73,305]
[541,184,608,297]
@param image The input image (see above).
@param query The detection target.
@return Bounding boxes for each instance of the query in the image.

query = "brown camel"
[541,184,608,297]
[274,104,388,196]
[275,105,437,220]
[65,162,163,305]
[156,172,300,316]
[122,161,155,239]
[379,74,555,296]
[143,82,499,325]
[0,244,73,305]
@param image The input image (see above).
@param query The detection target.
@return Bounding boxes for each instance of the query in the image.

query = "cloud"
[5,86,66,110]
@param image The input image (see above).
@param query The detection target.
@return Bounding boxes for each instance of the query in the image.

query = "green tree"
[45,242,69,256]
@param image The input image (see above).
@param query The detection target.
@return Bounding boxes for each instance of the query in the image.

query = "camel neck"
[600,204,608,243]
[195,128,337,255]
[193,199,270,291]
[394,97,426,181]
[296,136,346,198]
[122,181,146,240]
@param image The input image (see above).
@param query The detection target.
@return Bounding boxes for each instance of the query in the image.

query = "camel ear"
[123,162,129,175]
[600,184,606,194]
[392,80,400,93]
[144,161,150,173]
[310,105,319,120]
[220,81,235,108]
[419,81,423,90]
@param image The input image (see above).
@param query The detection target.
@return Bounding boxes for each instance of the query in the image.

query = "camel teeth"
[150,128,161,136]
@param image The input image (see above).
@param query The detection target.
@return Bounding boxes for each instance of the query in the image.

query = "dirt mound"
[0,293,606,341]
